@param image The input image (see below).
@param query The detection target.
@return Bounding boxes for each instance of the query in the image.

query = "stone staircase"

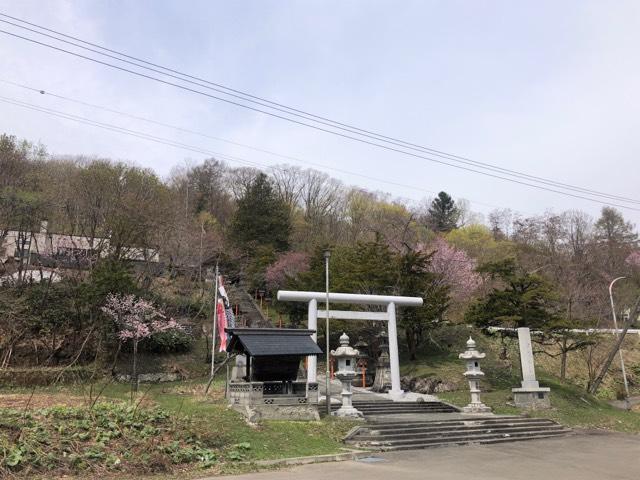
[345,415,572,451]
[225,283,271,328]
[331,399,458,416]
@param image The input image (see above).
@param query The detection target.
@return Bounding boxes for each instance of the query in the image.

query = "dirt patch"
[0,393,87,409]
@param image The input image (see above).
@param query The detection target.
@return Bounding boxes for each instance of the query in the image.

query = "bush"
[0,366,93,386]
[139,330,193,354]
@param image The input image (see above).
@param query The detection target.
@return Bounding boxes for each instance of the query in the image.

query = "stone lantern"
[331,333,363,418]
[372,330,392,392]
[354,337,370,388]
[458,337,491,413]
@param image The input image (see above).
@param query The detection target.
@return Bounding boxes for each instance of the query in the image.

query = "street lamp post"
[609,276,630,406]
[324,250,331,415]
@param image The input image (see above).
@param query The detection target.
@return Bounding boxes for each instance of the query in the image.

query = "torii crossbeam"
[276,290,423,396]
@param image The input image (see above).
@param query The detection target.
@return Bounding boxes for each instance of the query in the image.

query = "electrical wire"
[1,92,638,213]
[1,16,639,206]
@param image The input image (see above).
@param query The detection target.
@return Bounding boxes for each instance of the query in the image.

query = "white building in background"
[0,220,159,267]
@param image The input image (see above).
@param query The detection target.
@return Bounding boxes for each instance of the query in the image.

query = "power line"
[0,77,453,204]
[2,92,639,214]
[2,13,636,206]
[1,17,639,206]
[0,93,494,210]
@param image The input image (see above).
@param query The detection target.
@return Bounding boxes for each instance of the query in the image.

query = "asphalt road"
[209,432,640,480]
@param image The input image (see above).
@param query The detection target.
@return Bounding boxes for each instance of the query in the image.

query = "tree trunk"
[560,337,567,380]
[588,301,637,395]
[132,340,139,396]
[405,327,417,361]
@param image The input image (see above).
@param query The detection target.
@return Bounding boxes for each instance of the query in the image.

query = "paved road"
[210,432,640,480]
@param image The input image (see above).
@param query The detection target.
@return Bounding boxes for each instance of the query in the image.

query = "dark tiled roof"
[225,328,322,357]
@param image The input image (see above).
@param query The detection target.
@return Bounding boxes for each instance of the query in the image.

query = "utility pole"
[609,277,630,405]
[324,249,331,415]
[210,261,219,380]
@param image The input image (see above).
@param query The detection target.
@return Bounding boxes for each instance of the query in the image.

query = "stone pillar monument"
[330,333,363,418]
[512,327,550,409]
[459,337,491,413]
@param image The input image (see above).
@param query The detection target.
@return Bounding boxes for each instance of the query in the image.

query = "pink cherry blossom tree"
[423,237,482,302]
[102,293,182,394]
[265,251,310,291]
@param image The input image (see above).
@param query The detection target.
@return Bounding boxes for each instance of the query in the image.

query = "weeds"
[0,402,222,477]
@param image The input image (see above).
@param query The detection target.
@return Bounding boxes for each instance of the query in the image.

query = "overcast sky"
[1,1,640,224]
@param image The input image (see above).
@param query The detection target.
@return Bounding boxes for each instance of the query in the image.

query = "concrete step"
[351,428,571,448]
[340,407,459,415]
[331,401,458,415]
[351,424,567,442]
[365,415,536,428]
[369,431,573,451]
[366,416,554,430]
[361,420,560,435]
[346,416,572,451]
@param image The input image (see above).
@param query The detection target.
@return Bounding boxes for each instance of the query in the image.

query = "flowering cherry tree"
[102,293,182,393]
[265,252,310,291]
[423,237,482,301]
[625,250,640,269]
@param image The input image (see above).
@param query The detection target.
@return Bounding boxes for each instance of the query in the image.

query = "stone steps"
[225,283,271,328]
[331,400,458,416]
[365,416,553,430]
[354,423,566,441]
[346,416,571,451]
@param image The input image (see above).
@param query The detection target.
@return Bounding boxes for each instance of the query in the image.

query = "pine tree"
[230,173,291,252]
[464,258,560,330]
[427,191,460,232]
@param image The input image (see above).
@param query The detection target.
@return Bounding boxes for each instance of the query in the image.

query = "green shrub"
[139,330,193,354]
[0,366,93,386]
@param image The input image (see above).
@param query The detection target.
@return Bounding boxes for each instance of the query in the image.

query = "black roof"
[225,328,322,357]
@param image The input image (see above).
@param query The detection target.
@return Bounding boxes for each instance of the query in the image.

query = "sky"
[1,0,640,224]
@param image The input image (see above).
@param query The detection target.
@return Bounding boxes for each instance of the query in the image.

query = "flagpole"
[210,261,219,380]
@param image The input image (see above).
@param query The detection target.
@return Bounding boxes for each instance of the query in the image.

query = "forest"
[1,131,639,394]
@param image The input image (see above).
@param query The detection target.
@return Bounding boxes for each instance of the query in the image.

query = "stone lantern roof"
[331,332,359,358]
[459,337,486,360]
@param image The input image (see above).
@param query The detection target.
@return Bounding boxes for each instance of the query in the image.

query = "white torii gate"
[277,290,423,396]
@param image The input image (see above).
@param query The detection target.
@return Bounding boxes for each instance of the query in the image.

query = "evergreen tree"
[230,173,291,252]
[465,258,560,330]
[397,249,450,359]
[427,191,460,232]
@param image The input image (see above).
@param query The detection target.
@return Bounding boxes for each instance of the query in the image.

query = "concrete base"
[512,387,551,409]
[387,388,405,399]
[331,406,364,419]
[231,404,320,422]
[462,403,492,413]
